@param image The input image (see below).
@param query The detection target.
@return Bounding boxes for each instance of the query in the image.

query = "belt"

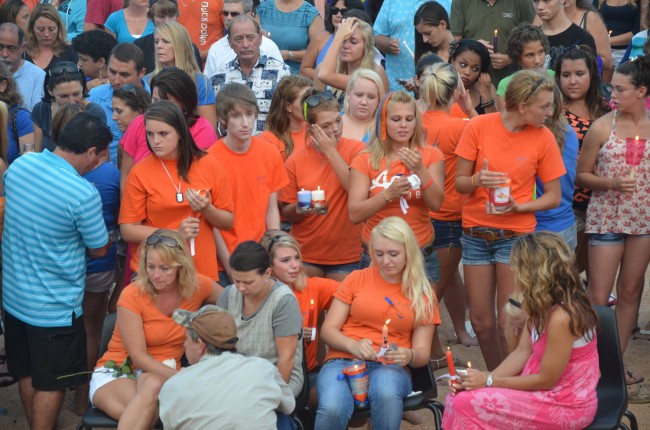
[362,241,435,257]
[463,227,524,243]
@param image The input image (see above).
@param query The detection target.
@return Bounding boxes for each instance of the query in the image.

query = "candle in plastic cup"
[342,360,369,409]
[297,188,312,209]
[489,177,511,211]
[626,136,646,166]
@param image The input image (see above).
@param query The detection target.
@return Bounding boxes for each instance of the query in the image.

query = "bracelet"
[289,50,294,61]
[382,189,392,203]
[471,173,478,186]
[479,98,495,109]
[408,348,415,365]
[421,177,434,190]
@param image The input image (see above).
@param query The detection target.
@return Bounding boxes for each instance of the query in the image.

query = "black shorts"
[4,311,87,391]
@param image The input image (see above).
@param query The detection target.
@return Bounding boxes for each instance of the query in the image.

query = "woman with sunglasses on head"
[261,230,339,406]
[0,64,33,165]
[576,57,650,394]
[300,0,365,80]
[348,90,444,283]
[120,67,217,189]
[24,4,78,72]
[120,101,234,283]
[90,229,222,428]
[145,21,216,130]
[31,61,105,152]
[341,68,385,143]
[316,217,440,430]
[455,70,565,371]
[315,18,389,100]
[279,89,365,282]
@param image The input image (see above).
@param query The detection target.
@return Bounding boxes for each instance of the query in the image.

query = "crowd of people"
[0,0,648,429]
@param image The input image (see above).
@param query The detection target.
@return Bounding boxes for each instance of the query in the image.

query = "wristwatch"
[486,372,493,387]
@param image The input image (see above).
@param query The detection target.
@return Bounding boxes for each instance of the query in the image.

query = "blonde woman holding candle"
[576,57,650,392]
[316,217,440,430]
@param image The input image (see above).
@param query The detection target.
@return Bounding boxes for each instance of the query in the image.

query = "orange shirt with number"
[120,154,234,280]
[208,137,289,254]
[455,113,566,232]
[279,138,365,265]
[422,110,469,221]
[293,277,339,371]
[96,274,214,370]
[325,266,440,362]
[350,146,444,247]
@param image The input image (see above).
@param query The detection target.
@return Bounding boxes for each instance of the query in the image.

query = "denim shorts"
[589,232,650,246]
[303,260,359,275]
[431,219,463,249]
[461,231,518,265]
[359,246,440,283]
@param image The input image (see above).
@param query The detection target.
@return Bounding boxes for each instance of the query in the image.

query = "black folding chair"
[585,306,638,430]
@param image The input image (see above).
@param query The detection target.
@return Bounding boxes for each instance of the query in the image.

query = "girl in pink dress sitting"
[443,231,599,430]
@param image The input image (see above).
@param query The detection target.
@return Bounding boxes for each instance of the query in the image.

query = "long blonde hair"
[344,67,386,117]
[151,22,201,82]
[336,19,376,75]
[0,101,8,163]
[260,230,307,291]
[369,217,437,325]
[137,229,198,300]
[421,62,459,109]
[504,69,555,112]
[366,91,425,170]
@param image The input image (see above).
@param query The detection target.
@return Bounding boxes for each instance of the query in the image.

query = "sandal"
[625,370,644,386]
[430,356,464,371]
[0,372,17,388]
[628,383,650,404]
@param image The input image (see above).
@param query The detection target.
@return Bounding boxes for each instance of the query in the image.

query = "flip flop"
[0,372,17,388]
[430,356,464,371]
[625,370,644,386]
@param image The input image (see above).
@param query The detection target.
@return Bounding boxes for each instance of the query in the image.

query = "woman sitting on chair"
[443,232,599,429]
[315,216,440,430]
[90,229,221,428]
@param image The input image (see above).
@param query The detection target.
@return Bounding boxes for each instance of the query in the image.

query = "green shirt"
[497,69,556,97]
[451,0,536,84]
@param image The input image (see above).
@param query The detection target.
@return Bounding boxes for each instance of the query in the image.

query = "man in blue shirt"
[88,43,148,165]
[2,113,112,430]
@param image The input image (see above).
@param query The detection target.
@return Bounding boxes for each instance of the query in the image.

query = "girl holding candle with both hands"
[454,69,565,371]
[443,232,599,429]
[316,216,440,430]
[279,88,365,281]
[261,230,339,407]
[576,57,650,393]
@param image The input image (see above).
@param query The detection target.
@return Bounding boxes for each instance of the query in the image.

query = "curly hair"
[71,30,117,63]
[614,53,650,96]
[510,232,598,339]
[505,23,550,66]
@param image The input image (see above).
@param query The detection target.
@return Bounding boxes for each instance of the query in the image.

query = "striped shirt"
[2,150,108,327]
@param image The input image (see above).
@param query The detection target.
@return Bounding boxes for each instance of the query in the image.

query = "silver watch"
[486,372,493,387]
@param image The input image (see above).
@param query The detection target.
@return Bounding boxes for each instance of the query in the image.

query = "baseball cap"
[173,305,238,350]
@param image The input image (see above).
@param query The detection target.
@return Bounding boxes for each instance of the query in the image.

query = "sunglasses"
[221,10,242,17]
[303,90,334,121]
[268,235,282,253]
[119,83,138,96]
[146,234,181,248]
[330,7,348,15]
[49,62,80,77]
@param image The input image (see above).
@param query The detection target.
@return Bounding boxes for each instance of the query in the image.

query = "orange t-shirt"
[95,274,214,370]
[455,113,566,232]
[279,138,365,264]
[422,110,468,221]
[351,146,444,247]
[177,0,224,55]
[119,154,234,280]
[294,277,339,371]
[450,103,470,120]
[208,137,289,254]
[325,266,441,362]
[256,127,308,162]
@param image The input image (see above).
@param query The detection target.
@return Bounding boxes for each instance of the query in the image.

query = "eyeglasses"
[330,7,348,15]
[119,84,138,96]
[303,90,334,121]
[146,234,181,248]
[221,10,242,17]
[49,62,80,77]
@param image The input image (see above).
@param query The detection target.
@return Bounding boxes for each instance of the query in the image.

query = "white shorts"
[89,366,142,407]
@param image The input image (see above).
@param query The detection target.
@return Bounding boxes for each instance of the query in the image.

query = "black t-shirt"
[546,23,598,70]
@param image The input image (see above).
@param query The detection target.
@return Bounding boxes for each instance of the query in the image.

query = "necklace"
[159,158,184,203]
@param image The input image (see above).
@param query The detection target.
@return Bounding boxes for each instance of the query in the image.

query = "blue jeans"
[315,359,412,430]
[276,412,296,430]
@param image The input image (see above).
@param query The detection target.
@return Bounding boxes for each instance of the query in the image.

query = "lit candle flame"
[318,186,321,191]
[385,319,391,325]
[468,361,472,368]
[494,29,498,36]
[636,135,640,141]
[310,299,314,305]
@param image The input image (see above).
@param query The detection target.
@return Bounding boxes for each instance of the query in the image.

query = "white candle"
[298,188,312,209]
[402,40,415,58]
[311,186,325,201]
